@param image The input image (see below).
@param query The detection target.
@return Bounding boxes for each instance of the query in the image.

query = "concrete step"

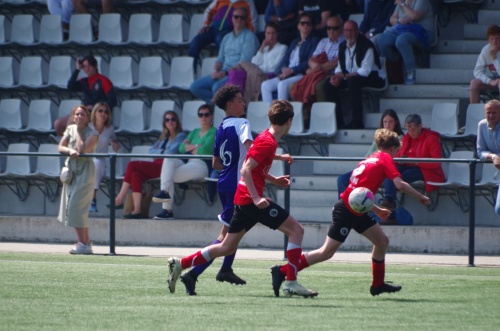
[332,129,377,144]
[478,9,500,23]
[464,24,489,39]
[290,175,337,190]
[482,0,500,10]
[329,143,371,157]
[430,54,477,69]
[287,206,332,223]
[277,190,336,207]
[383,84,470,99]
[380,98,459,114]
[434,40,484,54]
[415,69,474,84]
[314,158,359,176]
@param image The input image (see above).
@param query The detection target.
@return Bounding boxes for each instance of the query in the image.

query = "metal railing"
[0,151,484,266]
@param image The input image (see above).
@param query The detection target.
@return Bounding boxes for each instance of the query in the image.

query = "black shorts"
[327,200,377,243]
[228,201,290,234]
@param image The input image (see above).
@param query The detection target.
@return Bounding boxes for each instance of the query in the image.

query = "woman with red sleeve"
[380,113,445,212]
[109,111,186,219]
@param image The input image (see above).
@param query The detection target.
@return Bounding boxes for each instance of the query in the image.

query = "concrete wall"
[1,216,499,255]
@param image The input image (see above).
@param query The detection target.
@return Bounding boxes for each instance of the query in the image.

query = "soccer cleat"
[282,280,318,298]
[216,268,246,285]
[180,271,198,296]
[69,242,93,255]
[270,265,285,297]
[370,283,402,296]
[167,257,182,293]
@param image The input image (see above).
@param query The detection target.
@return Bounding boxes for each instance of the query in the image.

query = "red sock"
[285,247,302,281]
[181,251,208,269]
[372,258,385,287]
[280,253,309,276]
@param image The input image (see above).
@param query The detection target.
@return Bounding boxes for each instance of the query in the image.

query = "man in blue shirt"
[189,7,259,103]
[477,99,500,215]
[180,85,253,295]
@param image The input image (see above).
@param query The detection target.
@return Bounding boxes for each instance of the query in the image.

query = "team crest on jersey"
[269,208,278,217]
[340,227,349,236]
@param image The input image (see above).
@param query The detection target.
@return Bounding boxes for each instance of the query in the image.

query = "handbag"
[226,69,247,94]
[60,165,73,184]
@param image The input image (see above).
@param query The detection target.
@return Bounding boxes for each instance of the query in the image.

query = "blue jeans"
[377,30,424,72]
[188,27,231,66]
[189,75,228,103]
[337,171,352,200]
[383,165,424,202]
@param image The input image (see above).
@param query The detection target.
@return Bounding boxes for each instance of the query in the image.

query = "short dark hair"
[81,55,98,68]
[265,21,279,33]
[212,84,241,110]
[268,100,294,125]
[486,24,500,38]
[297,12,313,24]
[405,114,422,126]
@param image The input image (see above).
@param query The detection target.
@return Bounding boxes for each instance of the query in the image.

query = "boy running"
[168,100,317,298]
[271,128,430,296]
[179,85,252,295]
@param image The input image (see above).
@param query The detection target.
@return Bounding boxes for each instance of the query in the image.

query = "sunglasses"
[97,108,109,114]
[326,26,341,31]
[164,117,177,123]
[233,15,247,20]
[198,112,211,118]
[299,21,312,26]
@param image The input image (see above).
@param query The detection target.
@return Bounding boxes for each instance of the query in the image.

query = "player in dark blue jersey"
[179,85,253,295]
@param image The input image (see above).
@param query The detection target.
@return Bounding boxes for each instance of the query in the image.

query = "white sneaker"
[282,280,318,298]
[167,257,182,293]
[69,242,93,255]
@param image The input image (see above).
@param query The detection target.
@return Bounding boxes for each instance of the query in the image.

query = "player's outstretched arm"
[393,177,430,206]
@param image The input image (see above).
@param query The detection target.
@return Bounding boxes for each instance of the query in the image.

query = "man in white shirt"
[323,20,385,129]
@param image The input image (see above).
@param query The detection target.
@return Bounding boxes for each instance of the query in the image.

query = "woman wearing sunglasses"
[88,102,119,213]
[110,111,187,219]
[260,12,319,102]
[152,104,216,220]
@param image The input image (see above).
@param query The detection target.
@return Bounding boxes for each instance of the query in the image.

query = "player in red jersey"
[271,128,430,297]
[166,100,318,298]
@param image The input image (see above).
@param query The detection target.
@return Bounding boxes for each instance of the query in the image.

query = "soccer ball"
[348,187,375,214]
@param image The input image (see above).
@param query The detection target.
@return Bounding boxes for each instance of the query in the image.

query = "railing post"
[468,161,476,267]
[109,153,116,256]
[283,162,291,260]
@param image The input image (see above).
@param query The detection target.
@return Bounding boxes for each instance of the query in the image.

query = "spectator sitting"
[476,100,500,215]
[56,55,117,136]
[190,7,259,104]
[380,113,445,221]
[469,24,500,104]
[110,111,187,219]
[229,22,288,105]
[359,0,395,46]
[261,12,319,102]
[377,0,435,85]
[47,0,74,36]
[73,0,114,14]
[298,0,349,38]
[337,109,404,198]
[264,0,299,45]
[323,20,385,129]
[290,16,345,118]
[152,104,216,220]
[188,0,258,67]
[88,102,119,213]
